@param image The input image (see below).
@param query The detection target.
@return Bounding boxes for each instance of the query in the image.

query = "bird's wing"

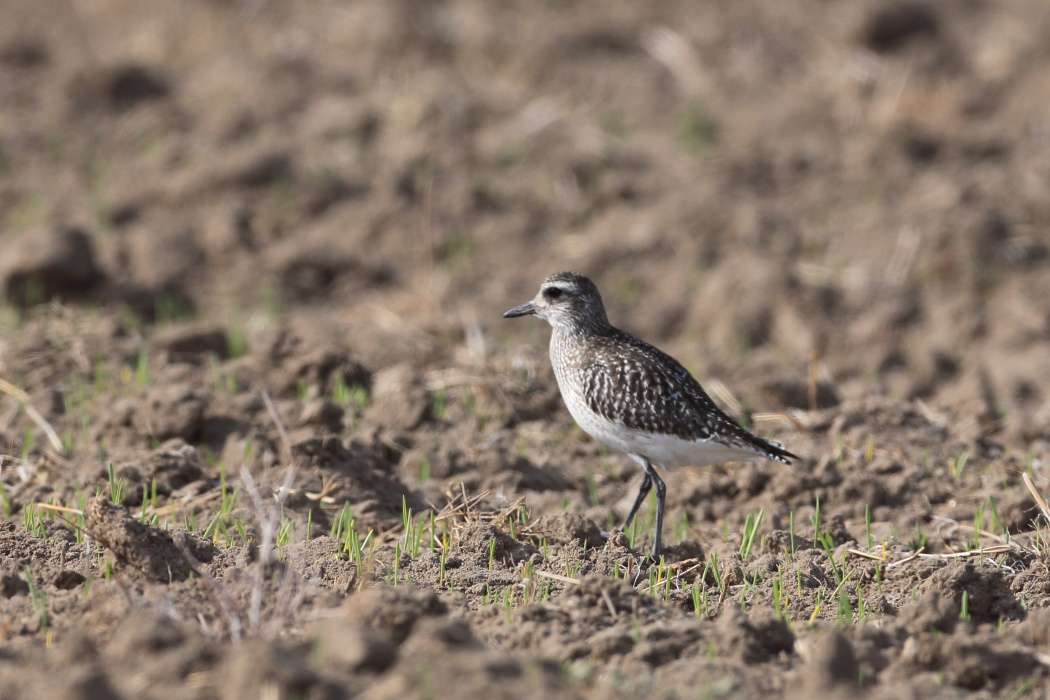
[582,333,796,463]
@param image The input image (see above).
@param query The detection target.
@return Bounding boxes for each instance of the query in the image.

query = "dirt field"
[2,0,1050,697]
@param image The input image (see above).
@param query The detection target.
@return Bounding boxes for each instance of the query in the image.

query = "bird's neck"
[551,320,614,347]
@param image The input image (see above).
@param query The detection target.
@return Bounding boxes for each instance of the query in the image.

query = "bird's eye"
[545,287,563,299]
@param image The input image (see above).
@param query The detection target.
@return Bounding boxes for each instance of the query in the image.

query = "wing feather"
[581,331,797,463]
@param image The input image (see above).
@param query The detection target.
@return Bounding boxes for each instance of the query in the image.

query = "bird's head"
[503,271,609,332]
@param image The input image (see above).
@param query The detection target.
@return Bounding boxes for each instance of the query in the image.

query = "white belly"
[558,377,764,469]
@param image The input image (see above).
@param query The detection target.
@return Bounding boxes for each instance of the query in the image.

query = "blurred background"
[2,0,1049,441]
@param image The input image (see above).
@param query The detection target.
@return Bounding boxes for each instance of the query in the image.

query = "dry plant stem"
[847,548,887,561]
[535,570,580,585]
[35,502,84,517]
[885,546,925,569]
[1023,472,1050,524]
[241,464,297,634]
[261,388,293,464]
[601,588,617,616]
[917,544,1016,561]
[0,378,63,452]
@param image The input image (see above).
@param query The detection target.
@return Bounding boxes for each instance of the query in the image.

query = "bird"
[503,271,798,558]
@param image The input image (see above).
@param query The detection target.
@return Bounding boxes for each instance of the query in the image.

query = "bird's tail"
[762,438,799,464]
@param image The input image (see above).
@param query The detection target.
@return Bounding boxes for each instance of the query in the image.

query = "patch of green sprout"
[810,494,822,540]
[428,511,438,552]
[332,375,369,413]
[970,502,986,551]
[92,357,113,395]
[20,426,34,463]
[705,552,723,590]
[855,581,867,622]
[134,349,150,387]
[1008,677,1039,700]
[400,497,426,557]
[209,355,238,394]
[865,504,873,550]
[772,567,789,624]
[585,470,600,508]
[673,511,690,541]
[538,579,552,603]
[910,523,928,551]
[986,496,1005,539]
[520,561,535,602]
[816,531,843,586]
[836,587,853,626]
[677,101,718,154]
[81,574,93,600]
[809,587,825,622]
[23,501,46,538]
[345,526,373,581]
[647,557,664,597]
[739,508,764,558]
[276,517,294,548]
[949,451,970,479]
[691,583,705,617]
[738,574,753,612]
[0,472,13,518]
[227,323,249,359]
[502,587,514,624]
[104,462,126,506]
[390,541,402,584]
[154,295,193,325]
[488,538,497,569]
[431,390,447,420]
[258,281,283,317]
[242,439,254,469]
[960,590,970,622]
[418,459,430,484]
[24,567,48,635]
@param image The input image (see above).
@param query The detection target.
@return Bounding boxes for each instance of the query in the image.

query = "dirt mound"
[87,497,214,583]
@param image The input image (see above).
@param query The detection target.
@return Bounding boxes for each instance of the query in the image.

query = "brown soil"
[2,0,1050,698]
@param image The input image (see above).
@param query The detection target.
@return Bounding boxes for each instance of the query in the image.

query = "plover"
[504,271,798,557]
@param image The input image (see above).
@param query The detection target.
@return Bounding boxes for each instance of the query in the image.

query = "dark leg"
[619,471,652,532]
[646,459,666,559]
[620,456,666,558]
